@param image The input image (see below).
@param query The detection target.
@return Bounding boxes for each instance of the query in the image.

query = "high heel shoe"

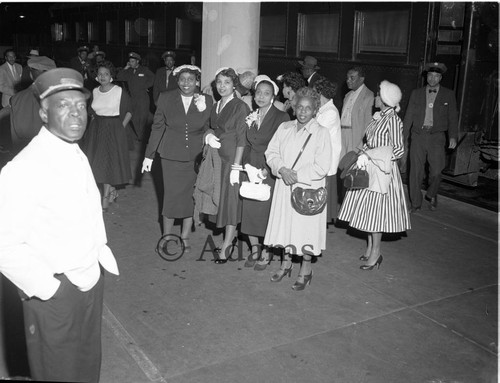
[360,255,383,270]
[244,252,259,268]
[270,264,293,282]
[181,238,191,253]
[291,271,313,291]
[254,257,270,271]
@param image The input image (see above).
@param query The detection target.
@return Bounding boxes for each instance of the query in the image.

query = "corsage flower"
[194,94,206,112]
[245,110,259,128]
[373,111,382,121]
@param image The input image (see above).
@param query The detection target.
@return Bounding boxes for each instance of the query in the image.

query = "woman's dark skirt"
[83,115,131,185]
[161,158,197,218]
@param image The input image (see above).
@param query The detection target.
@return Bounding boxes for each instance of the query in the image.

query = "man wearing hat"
[403,62,458,212]
[9,56,56,152]
[153,50,177,105]
[117,51,155,141]
[298,55,321,88]
[69,45,91,85]
[0,49,23,107]
[0,68,119,382]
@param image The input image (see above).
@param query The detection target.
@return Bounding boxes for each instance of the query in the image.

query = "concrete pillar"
[201,2,260,90]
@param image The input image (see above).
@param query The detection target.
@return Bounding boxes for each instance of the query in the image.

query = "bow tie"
[428,89,437,93]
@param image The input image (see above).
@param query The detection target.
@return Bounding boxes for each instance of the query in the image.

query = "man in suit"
[340,66,374,158]
[404,62,458,212]
[153,50,177,105]
[0,49,23,107]
[298,55,321,88]
[69,45,91,89]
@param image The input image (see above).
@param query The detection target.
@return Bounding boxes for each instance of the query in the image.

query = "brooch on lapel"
[245,110,259,128]
[194,94,206,112]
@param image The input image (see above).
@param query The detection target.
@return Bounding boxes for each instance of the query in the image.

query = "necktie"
[166,69,171,88]
[428,89,437,93]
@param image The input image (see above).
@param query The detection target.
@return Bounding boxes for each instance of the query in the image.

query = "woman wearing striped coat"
[338,80,411,270]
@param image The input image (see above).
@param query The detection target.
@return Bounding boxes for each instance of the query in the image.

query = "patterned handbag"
[290,133,327,216]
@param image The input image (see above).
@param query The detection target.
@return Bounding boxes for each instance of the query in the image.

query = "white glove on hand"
[230,169,240,185]
[356,154,369,170]
[244,163,262,184]
[142,158,153,173]
[205,133,221,149]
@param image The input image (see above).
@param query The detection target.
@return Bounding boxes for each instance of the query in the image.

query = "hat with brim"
[27,56,56,72]
[95,51,106,58]
[32,68,91,100]
[28,49,39,57]
[298,56,320,70]
[339,151,359,179]
[162,51,176,60]
[128,52,141,60]
[424,62,447,74]
[77,46,89,53]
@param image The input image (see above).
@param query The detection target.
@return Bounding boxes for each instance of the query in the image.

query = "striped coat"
[338,108,411,233]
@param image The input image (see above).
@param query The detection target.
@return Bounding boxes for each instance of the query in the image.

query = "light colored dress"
[264,118,332,256]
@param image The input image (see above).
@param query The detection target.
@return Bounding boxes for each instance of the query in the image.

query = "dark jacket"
[403,85,459,141]
[145,89,213,161]
[153,67,177,105]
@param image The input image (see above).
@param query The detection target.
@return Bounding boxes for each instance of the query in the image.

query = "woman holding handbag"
[338,80,411,270]
[264,87,332,290]
[239,75,290,270]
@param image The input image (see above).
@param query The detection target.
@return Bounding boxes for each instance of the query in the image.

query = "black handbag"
[343,166,369,190]
[289,134,327,216]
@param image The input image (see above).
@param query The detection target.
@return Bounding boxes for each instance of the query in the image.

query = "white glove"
[205,133,221,149]
[244,163,261,184]
[142,158,153,173]
[356,154,369,170]
[230,169,240,185]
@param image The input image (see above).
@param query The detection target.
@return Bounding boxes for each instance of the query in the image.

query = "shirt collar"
[297,118,317,134]
[307,72,317,83]
[318,99,333,114]
[38,126,83,156]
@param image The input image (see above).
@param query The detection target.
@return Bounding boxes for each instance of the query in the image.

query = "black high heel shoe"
[360,255,383,270]
[270,264,293,282]
[291,270,313,291]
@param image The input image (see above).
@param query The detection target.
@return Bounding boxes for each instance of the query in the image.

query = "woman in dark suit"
[203,67,250,263]
[142,65,213,250]
[240,75,290,269]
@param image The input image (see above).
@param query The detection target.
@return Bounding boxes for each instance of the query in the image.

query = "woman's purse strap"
[291,133,312,170]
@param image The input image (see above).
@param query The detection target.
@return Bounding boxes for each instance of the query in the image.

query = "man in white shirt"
[0,49,23,107]
[0,68,119,382]
[340,66,374,159]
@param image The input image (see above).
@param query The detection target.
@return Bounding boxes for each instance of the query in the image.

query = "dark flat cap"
[424,62,447,74]
[128,52,141,60]
[32,68,90,100]
[161,50,176,59]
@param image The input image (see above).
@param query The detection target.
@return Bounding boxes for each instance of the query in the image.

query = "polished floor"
[0,146,497,382]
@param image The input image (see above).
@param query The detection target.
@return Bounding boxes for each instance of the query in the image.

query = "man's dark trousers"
[22,273,104,382]
[409,130,446,208]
